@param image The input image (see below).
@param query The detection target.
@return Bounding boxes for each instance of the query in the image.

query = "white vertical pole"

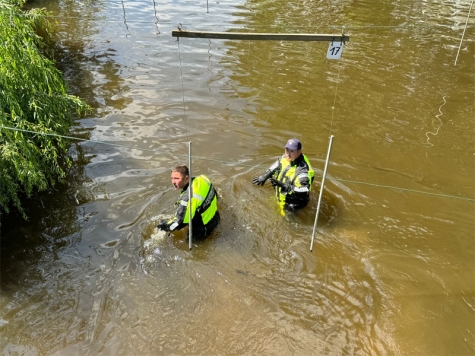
[310,135,334,252]
[188,142,193,250]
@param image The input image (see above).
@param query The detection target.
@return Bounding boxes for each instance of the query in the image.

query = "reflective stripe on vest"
[193,193,205,201]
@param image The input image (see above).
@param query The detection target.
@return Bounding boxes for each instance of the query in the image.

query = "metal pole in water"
[454,0,474,66]
[188,141,193,250]
[310,135,334,252]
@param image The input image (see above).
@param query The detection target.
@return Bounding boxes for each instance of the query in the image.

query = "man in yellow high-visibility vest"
[252,139,314,212]
[157,166,220,240]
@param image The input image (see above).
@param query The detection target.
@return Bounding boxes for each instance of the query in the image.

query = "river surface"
[1,0,474,354]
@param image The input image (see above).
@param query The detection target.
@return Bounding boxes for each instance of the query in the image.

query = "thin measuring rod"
[454,0,474,66]
[310,135,334,252]
[188,142,193,250]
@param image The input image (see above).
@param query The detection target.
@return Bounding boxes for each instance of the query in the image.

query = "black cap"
[285,138,301,151]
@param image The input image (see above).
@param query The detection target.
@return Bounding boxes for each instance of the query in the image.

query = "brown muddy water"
[1,0,474,354]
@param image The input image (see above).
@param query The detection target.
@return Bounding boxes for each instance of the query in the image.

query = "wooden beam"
[172,30,349,42]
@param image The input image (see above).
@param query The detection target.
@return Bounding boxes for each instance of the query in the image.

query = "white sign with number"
[327,41,344,59]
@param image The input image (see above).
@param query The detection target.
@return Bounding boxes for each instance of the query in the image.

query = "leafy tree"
[0,0,90,218]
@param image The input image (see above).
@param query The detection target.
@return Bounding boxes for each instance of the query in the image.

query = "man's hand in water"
[157,220,170,231]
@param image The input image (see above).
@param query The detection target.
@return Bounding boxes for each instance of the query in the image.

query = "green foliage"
[0,0,90,218]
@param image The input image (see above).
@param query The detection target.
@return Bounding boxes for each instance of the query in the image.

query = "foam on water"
[141,214,174,266]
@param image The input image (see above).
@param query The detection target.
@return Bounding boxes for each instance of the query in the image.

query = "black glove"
[157,220,170,231]
[269,178,290,192]
[252,170,273,186]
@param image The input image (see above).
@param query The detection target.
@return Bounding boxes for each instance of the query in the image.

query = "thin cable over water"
[1,125,473,203]
[329,177,475,202]
[0,126,259,167]
[177,34,187,137]
[37,16,475,29]
[329,64,342,137]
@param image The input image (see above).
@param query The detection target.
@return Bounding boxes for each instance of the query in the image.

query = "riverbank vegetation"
[0,0,90,218]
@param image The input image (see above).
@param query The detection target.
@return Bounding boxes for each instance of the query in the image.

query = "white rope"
[424,95,447,146]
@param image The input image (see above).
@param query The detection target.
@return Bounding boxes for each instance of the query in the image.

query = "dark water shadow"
[0,143,93,294]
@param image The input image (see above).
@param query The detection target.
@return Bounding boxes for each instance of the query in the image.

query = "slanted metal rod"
[310,135,334,252]
[188,141,193,250]
[454,0,474,66]
[172,30,349,42]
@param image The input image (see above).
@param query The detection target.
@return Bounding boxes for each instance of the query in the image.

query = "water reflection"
[151,0,160,34]
[1,0,474,354]
[121,0,129,35]
[0,143,96,351]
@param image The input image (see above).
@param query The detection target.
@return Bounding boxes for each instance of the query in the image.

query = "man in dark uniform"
[252,138,314,212]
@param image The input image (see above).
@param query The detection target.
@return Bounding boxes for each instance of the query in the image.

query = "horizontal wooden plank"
[172,30,350,42]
